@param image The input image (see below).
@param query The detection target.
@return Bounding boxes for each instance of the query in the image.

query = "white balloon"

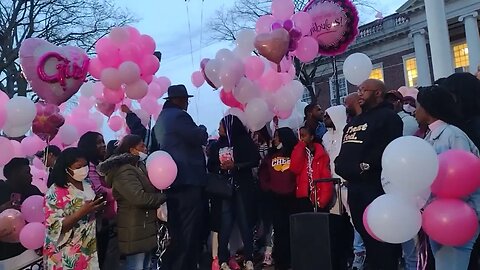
[3,123,31,138]
[381,136,439,195]
[205,59,222,88]
[233,78,260,105]
[288,80,306,100]
[343,53,373,85]
[367,194,422,244]
[133,109,150,128]
[5,96,36,126]
[236,29,256,52]
[58,124,79,146]
[245,98,270,131]
[225,107,247,127]
[273,88,296,113]
[215,49,235,65]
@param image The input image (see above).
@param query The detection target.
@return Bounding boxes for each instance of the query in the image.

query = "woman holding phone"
[44,147,106,269]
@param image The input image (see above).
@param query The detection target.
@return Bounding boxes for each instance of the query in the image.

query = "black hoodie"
[334,102,403,192]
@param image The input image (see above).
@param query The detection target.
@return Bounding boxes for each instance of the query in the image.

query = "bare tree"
[0,0,137,98]
[208,0,374,102]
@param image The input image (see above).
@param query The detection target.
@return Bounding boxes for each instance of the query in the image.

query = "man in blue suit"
[154,84,208,270]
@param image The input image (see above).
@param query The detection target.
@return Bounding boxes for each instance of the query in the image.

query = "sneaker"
[263,250,273,266]
[228,257,241,270]
[220,262,231,270]
[244,260,254,270]
[352,252,366,270]
[212,257,220,270]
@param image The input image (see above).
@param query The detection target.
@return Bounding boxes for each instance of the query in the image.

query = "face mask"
[138,152,148,161]
[276,142,283,150]
[403,104,416,114]
[67,166,89,182]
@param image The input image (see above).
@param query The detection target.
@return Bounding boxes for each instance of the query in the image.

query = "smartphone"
[94,194,106,203]
[10,193,21,207]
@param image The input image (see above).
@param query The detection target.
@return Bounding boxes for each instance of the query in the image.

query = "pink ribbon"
[37,52,89,91]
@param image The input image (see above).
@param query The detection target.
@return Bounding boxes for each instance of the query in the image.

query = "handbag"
[206,173,233,198]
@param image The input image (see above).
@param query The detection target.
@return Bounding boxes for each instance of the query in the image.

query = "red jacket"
[258,152,296,195]
[290,141,333,208]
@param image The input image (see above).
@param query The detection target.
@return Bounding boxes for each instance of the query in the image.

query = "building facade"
[311,0,480,109]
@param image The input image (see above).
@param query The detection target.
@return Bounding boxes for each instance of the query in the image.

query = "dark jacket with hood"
[98,154,166,255]
[153,101,208,187]
[335,102,403,193]
[207,115,260,191]
[125,112,159,152]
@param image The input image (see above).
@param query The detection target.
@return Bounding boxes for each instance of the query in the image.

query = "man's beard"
[346,108,356,118]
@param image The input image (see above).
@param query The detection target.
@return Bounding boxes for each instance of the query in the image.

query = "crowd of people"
[0,72,479,270]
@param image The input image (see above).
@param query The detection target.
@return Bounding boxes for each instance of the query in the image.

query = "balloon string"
[417,231,428,270]
[43,137,51,171]
[185,2,195,69]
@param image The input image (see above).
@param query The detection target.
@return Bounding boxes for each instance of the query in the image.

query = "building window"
[369,65,384,82]
[329,76,348,105]
[453,42,469,71]
[404,57,418,87]
[301,88,311,103]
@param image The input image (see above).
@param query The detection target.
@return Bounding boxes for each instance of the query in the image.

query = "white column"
[459,12,480,74]
[424,0,454,79]
[410,29,432,86]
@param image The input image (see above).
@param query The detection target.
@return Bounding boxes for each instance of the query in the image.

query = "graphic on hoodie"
[343,123,368,144]
[271,157,291,172]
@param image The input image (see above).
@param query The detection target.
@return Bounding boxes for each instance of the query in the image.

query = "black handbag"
[205,173,233,198]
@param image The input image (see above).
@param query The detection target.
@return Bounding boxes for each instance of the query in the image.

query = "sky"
[114,0,403,136]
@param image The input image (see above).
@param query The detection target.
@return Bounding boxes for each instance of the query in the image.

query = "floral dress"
[44,180,99,270]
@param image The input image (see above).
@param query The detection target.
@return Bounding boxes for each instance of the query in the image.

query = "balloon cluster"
[0,195,46,250]
[364,137,480,247]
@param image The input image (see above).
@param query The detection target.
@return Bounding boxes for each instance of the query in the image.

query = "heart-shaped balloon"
[32,102,65,141]
[19,38,90,105]
[254,28,290,64]
[200,58,218,89]
[95,99,115,117]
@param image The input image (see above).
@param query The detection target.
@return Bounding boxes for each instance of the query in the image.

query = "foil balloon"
[254,28,290,64]
[200,58,218,89]
[304,0,359,56]
[32,102,65,141]
[19,38,90,105]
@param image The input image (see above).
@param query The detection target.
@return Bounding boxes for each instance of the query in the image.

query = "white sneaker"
[244,260,254,270]
[220,262,231,270]
[352,252,366,270]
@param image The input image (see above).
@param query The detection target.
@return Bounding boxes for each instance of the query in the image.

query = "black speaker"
[290,212,353,270]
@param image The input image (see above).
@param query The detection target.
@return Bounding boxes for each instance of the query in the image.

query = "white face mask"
[67,166,89,182]
[276,142,283,150]
[138,152,148,161]
[403,104,416,114]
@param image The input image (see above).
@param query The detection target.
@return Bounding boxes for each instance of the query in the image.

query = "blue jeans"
[402,238,418,270]
[125,252,152,270]
[353,229,366,254]
[430,230,479,270]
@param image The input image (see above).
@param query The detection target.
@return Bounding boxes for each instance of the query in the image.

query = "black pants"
[271,193,295,270]
[219,190,254,264]
[348,188,400,270]
[164,186,204,270]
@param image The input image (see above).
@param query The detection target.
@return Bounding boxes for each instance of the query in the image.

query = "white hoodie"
[322,105,347,178]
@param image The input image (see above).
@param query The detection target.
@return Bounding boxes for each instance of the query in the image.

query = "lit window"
[453,42,469,69]
[404,57,418,87]
[329,76,348,105]
[369,67,384,82]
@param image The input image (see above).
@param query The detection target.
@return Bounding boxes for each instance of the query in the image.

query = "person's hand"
[121,104,131,114]
[220,160,235,170]
[78,197,106,217]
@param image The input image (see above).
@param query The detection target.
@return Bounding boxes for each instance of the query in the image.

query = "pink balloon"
[93,82,104,99]
[292,12,313,36]
[139,35,156,54]
[271,0,295,21]
[296,36,319,63]
[244,56,265,81]
[423,199,478,246]
[219,60,245,90]
[58,124,80,146]
[258,69,282,92]
[431,150,480,198]
[125,26,141,42]
[155,76,171,91]
[88,57,104,79]
[0,209,26,243]
[109,27,131,44]
[363,206,382,242]
[118,61,141,84]
[108,116,124,132]
[141,74,154,85]
[140,55,160,75]
[0,137,14,166]
[11,140,23,158]
[101,68,123,90]
[119,43,142,62]
[220,89,243,109]
[95,99,115,117]
[95,37,120,65]
[125,80,149,100]
[103,87,125,104]
[140,97,161,116]
[256,15,276,34]
[146,151,177,189]
[21,135,46,157]
[32,157,46,171]
[191,71,205,88]
[19,222,45,250]
[21,195,44,223]
[147,82,165,99]
[78,96,96,110]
